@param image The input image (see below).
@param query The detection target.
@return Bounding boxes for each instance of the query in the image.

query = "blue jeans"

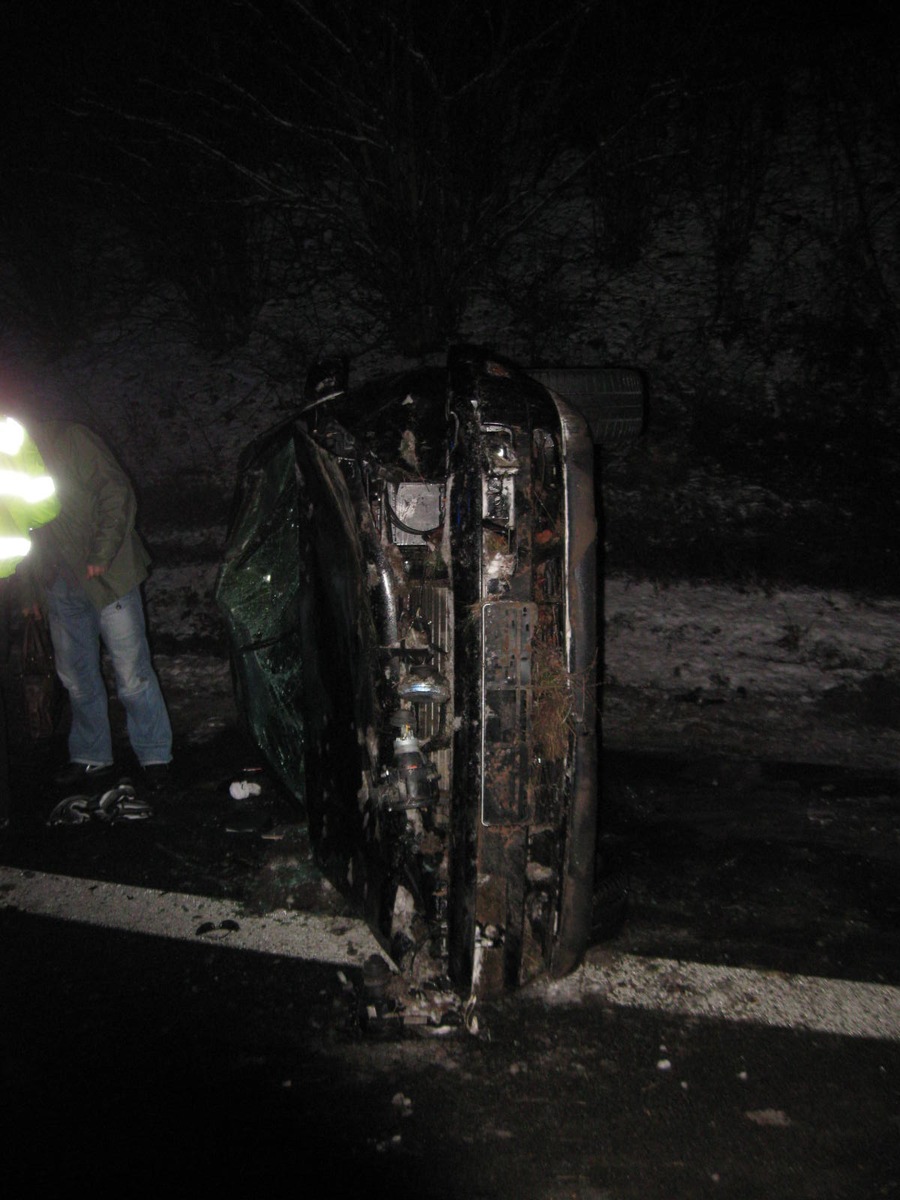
[46,578,172,767]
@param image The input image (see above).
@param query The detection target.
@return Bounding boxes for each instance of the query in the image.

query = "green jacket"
[0,416,60,579]
[25,422,151,610]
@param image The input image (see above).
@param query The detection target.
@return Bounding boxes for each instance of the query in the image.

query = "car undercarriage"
[218,346,641,996]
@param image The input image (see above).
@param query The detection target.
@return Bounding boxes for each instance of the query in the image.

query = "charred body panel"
[216,347,598,995]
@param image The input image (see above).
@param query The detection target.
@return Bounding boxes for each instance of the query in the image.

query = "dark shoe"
[139,762,172,793]
[53,761,114,788]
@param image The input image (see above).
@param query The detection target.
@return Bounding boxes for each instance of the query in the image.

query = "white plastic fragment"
[745,1109,791,1127]
[229,780,262,799]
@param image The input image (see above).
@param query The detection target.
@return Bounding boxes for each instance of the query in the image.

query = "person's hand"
[86,564,108,579]
[22,604,43,620]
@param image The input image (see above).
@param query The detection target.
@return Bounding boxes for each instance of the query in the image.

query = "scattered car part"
[46,783,152,825]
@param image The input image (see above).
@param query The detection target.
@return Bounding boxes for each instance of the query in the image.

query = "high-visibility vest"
[0,415,60,579]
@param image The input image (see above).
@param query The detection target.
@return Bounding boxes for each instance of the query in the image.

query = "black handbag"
[21,615,63,740]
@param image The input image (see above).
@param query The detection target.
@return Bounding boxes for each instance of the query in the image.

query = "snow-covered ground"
[603,577,900,770]
[139,547,900,772]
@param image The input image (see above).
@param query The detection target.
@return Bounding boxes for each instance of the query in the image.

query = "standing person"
[0,414,60,825]
[22,421,173,792]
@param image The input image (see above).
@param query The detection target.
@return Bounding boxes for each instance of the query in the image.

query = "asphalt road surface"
[1,730,898,1198]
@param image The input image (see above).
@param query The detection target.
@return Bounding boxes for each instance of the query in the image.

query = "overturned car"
[216,347,644,997]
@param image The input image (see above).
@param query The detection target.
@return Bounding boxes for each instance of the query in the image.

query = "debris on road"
[46,784,153,826]
[745,1109,792,1127]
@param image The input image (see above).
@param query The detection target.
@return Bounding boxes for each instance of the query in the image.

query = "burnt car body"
[217,347,643,996]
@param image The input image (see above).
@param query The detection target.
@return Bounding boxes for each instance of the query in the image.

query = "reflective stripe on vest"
[0,536,32,559]
[0,468,56,504]
[0,416,60,577]
[0,417,26,456]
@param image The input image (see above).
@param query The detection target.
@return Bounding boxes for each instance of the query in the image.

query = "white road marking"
[0,866,389,967]
[4,867,899,1041]
[538,949,900,1043]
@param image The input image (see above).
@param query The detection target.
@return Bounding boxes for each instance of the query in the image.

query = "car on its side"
[217,346,644,996]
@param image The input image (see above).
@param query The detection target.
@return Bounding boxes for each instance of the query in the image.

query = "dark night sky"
[4,0,895,147]
[1,0,897,292]
[2,0,896,181]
